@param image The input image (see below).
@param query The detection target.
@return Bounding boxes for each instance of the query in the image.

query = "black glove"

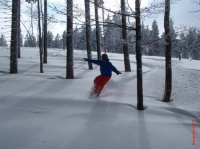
[83,58,88,61]
[117,72,122,75]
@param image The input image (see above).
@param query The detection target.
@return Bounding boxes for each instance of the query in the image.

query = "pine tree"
[178,29,200,60]
[74,25,86,50]
[24,34,37,47]
[179,33,188,59]
[0,34,8,46]
[194,31,200,60]
[185,28,198,60]
[47,31,54,48]
[112,13,122,53]
[62,31,67,50]
[169,19,178,57]
[127,26,135,54]
[54,34,61,48]
[149,20,160,56]
[104,13,122,53]
[141,24,151,55]
[104,14,112,52]
[169,19,177,40]
[91,28,97,51]
[159,32,166,56]
[73,27,78,50]
[20,32,23,47]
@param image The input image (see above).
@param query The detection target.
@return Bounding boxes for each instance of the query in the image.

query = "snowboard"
[88,87,99,99]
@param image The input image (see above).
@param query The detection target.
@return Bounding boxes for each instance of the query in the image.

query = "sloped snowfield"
[0,47,199,149]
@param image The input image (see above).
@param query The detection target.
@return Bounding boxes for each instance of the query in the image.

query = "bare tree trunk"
[66,0,74,79]
[135,0,144,110]
[37,0,43,73]
[94,0,101,60]
[18,0,21,58]
[121,0,131,72]
[31,3,34,36]
[10,0,19,74]
[178,50,181,60]
[163,0,172,102]
[63,34,65,51]
[63,31,66,51]
[100,0,106,53]
[85,0,93,69]
[40,0,44,49]
[43,0,47,63]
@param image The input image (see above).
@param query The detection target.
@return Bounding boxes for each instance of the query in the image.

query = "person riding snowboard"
[83,54,122,96]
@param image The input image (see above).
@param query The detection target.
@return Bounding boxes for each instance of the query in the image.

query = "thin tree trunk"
[18,0,21,58]
[63,31,66,51]
[74,28,78,49]
[31,3,34,36]
[178,50,181,60]
[37,0,43,73]
[40,0,44,49]
[66,0,74,79]
[135,0,144,110]
[94,0,101,60]
[63,34,65,51]
[101,1,106,53]
[43,0,47,63]
[85,0,93,69]
[163,0,172,102]
[121,0,131,72]
[10,0,19,74]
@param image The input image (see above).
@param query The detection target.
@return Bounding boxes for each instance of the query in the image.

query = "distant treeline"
[21,17,200,60]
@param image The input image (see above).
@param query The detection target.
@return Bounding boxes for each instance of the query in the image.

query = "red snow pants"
[94,75,111,95]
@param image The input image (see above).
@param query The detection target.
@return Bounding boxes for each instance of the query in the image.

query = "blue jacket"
[86,59,120,76]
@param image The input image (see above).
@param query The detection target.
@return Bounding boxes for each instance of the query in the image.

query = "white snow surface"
[0,47,199,149]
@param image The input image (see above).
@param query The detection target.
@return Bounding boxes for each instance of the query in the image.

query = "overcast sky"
[0,0,200,42]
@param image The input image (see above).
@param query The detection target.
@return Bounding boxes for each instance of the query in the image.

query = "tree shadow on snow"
[162,107,200,123]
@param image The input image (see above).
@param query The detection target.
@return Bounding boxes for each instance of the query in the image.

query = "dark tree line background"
[21,17,200,60]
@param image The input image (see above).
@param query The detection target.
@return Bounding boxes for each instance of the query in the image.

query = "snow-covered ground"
[0,47,199,149]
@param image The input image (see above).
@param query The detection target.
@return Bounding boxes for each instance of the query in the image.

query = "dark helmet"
[102,53,108,60]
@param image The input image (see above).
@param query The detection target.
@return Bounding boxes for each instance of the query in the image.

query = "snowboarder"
[83,53,122,96]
